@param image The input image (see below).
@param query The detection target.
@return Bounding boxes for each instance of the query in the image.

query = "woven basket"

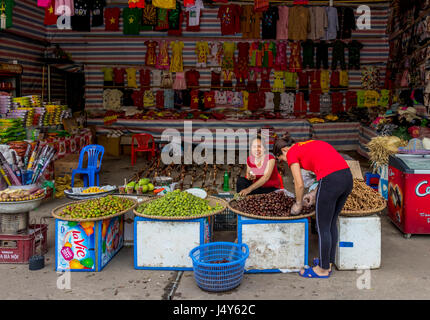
[228,199,315,221]
[52,197,138,222]
[340,201,387,217]
[133,196,228,220]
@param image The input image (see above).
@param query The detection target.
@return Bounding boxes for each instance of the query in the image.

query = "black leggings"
[315,168,353,269]
[236,177,278,195]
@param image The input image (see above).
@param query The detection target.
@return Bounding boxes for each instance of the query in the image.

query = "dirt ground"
[1,154,429,300]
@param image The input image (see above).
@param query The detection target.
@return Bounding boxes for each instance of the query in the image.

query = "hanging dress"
[170,41,184,72]
[156,40,170,70]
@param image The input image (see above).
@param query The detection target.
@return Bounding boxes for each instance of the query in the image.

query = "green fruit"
[135,184,140,191]
[139,178,150,185]
[80,257,94,268]
[147,183,154,191]
[126,182,136,188]
[141,185,149,193]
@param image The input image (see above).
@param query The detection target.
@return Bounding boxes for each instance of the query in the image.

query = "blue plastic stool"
[71,145,105,187]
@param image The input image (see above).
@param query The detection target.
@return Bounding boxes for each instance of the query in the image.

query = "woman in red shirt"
[237,134,281,196]
[273,133,353,279]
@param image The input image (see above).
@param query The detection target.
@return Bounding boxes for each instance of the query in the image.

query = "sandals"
[312,258,333,275]
[299,266,331,279]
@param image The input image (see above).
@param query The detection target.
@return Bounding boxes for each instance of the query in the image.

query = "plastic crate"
[365,173,380,190]
[213,194,236,231]
[0,224,48,264]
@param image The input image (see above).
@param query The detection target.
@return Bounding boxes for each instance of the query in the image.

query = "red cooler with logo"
[388,154,430,237]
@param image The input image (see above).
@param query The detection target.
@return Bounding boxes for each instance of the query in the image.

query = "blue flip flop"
[312,258,333,275]
[299,266,331,279]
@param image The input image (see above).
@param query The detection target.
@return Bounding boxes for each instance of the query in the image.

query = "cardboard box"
[97,135,121,157]
[54,153,81,178]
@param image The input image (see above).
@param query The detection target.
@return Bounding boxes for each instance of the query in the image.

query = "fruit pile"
[55,175,83,198]
[121,178,155,195]
[82,187,104,194]
[58,195,134,220]
[342,179,386,212]
[231,192,315,217]
[0,188,45,202]
[136,189,224,217]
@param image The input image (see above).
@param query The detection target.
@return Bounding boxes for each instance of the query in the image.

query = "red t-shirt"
[286,140,349,180]
[217,4,240,35]
[113,68,126,84]
[105,8,120,31]
[132,90,143,108]
[44,0,58,25]
[190,89,199,109]
[247,154,280,188]
[204,91,215,109]
[185,70,200,87]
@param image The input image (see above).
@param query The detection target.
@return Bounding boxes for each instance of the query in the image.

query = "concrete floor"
[1,155,429,300]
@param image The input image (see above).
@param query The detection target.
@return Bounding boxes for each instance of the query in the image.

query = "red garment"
[156,90,164,109]
[286,140,349,180]
[259,68,271,92]
[217,4,240,35]
[345,91,357,110]
[309,91,320,113]
[44,0,58,25]
[183,0,195,7]
[105,8,120,31]
[247,154,281,188]
[113,68,125,84]
[235,75,246,91]
[140,69,151,90]
[254,0,269,13]
[330,70,340,88]
[185,69,200,87]
[129,0,145,8]
[235,42,250,80]
[211,71,221,89]
[185,11,201,31]
[248,92,260,111]
[204,91,216,108]
[258,91,266,108]
[298,71,309,88]
[294,92,307,115]
[132,90,144,108]
[307,70,321,92]
[289,42,302,72]
[190,89,200,109]
[331,92,344,113]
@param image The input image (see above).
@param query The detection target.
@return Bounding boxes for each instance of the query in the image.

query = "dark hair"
[273,133,295,157]
[250,133,268,150]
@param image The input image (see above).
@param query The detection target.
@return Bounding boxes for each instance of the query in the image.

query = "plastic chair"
[131,133,156,166]
[71,144,105,187]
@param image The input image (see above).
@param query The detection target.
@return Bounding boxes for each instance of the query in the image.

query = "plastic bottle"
[223,171,229,191]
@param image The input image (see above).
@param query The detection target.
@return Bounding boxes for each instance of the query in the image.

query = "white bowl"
[185,188,207,199]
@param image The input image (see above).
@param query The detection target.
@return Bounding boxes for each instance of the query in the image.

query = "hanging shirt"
[91,0,105,27]
[337,6,356,39]
[126,68,138,88]
[55,0,73,16]
[128,0,145,8]
[44,0,59,25]
[276,6,289,40]
[155,7,169,31]
[185,69,200,87]
[123,8,142,35]
[288,5,310,41]
[218,4,240,35]
[323,6,338,40]
[144,40,158,66]
[168,2,181,30]
[113,68,126,84]
[101,67,114,82]
[262,6,279,40]
[308,6,327,40]
[104,7,120,31]
[185,0,203,27]
[71,0,91,31]
[142,4,157,25]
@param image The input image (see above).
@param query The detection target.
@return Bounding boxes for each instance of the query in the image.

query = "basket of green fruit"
[52,195,137,221]
[134,190,228,220]
[119,178,156,196]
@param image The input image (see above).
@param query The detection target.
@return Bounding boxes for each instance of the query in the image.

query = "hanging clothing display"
[323,6,338,41]
[289,42,302,72]
[288,5,310,41]
[337,6,356,39]
[262,42,276,68]
[308,6,327,40]
[348,40,363,70]
[140,69,151,90]
[91,0,106,27]
[144,40,158,66]
[211,69,221,90]
[272,71,285,92]
[170,41,184,72]
[222,42,236,70]
[123,8,142,35]
[155,7,169,31]
[262,6,279,40]
[195,41,209,67]
[235,42,250,82]
[153,0,175,9]
[302,39,315,69]
[173,72,187,90]
[185,69,200,87]
[331,40,347,70]
[161,71,173,88]
[275,41,287,71]
[113,68,125,85]
[209,41,222,66]
[126,68,137,88]
[156,40,170,70]
[249,42,263,68]
[168,2,183,36]
[185,0,204,30]
[104,7,120,31]
[218,4,241,35]
[276,6,289,40]
[315,40,329,69]
[142,4,157,26]
[284,71,297,89]
[259,68,272,92]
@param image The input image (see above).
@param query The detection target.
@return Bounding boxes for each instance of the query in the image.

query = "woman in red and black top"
[236,135,281,196]
[273,133,353,279]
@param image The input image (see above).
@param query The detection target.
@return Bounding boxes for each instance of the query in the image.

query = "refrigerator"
[388,154,430,237]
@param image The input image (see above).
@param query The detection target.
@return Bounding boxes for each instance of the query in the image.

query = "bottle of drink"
[223,171,229,191]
